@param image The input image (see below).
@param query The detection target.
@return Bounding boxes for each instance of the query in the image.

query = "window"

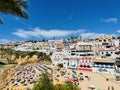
[104,39,106,42]
[108,39,111,41]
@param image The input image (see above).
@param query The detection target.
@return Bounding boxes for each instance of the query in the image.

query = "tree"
[33,73,55,90]
[57,82,79,90]
[28,51,38,58]
[0,0,28,24]
[33,73,80,90]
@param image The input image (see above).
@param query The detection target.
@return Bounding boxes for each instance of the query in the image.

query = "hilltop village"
[1,36,120,74]
[0,35,120,90]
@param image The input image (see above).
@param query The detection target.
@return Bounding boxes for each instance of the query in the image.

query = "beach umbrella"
[60,69,64,73]
[65,78,73,82]
[27,78,30,81]
[56,81,64,85]
[72,74,76,78]
[18,75,21,79]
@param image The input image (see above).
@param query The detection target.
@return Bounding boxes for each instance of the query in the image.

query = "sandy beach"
[0,64,120,90]
[77,71,120,90]
[52,65,120,90]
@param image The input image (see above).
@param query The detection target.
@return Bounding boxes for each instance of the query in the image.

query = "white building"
[51,52,67,66]
[14,42,33,51]
[78,56,94,72]
[92,59,115,74]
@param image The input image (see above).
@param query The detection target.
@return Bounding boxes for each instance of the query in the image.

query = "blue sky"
[0,0,120,43]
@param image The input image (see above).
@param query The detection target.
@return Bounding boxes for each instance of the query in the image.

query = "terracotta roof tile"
[98,48,104,51]
[109,47,115,50]
[57,45,65,49]
[115,46,120,49]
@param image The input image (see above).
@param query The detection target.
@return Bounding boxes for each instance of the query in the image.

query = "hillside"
[0,48,51,65]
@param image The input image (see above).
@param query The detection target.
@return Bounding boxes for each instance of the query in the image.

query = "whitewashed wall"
[63,59,69,69]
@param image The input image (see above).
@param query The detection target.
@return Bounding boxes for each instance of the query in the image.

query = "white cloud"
[73,29,86,34]
[79,32,116,39]
[13,29,30,38]
[14,17,32,27]
[12,27,117,39]
[13,28,85,38]
[117,30,120,33]
[101,18,118,23]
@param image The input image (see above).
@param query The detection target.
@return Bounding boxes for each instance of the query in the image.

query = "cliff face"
[0,49,16,63]
[17,55,38,65]
[0,48,51,65]
[0,54,17,64]
[0,49,38,64]
[0,54,39,65]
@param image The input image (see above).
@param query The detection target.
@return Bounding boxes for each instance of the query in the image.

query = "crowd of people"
[8,64,38,90]
[3,64,119,90]
[52,66,91,87]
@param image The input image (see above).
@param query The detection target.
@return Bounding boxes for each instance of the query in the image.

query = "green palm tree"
[0,0,28,24]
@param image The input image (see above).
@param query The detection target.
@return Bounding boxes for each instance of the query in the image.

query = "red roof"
[109,47,115,50]
[57,44,64,49]
[115,46,120,49]
[98,48,104,51]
